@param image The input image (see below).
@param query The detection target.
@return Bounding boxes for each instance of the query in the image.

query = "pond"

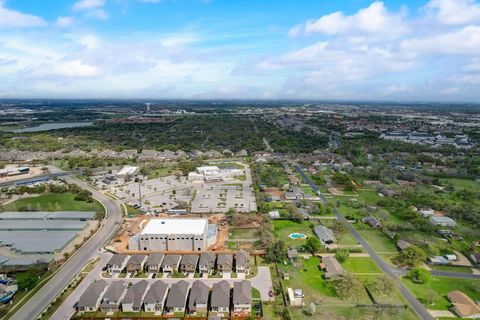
[11,122,94,133]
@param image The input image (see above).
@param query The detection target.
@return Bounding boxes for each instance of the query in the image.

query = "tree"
[226,208,235,224]
[397,245,426,267]
[265,240,288,263]
[373,275,394,295]
[335,248,350,263]
[282,306,293,320]
[304,237,321,254]
[408,267,431,284]
[425,289,440,305]
[331,220,348,239]
[331,272,364,302]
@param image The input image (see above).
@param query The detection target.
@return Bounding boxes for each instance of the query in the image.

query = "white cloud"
[425,0,480,25]
[73,0,106,11]
[0,1,47,28]
[293,2,408,37]
[56,16,74,27]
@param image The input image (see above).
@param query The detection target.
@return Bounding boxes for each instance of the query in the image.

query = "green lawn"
[272,220,314,247]
[402,276,480,310]
[356,189,382,204]
[4,193,104,216]
[439,178,480,192]
[229,228,260,239]
[341,257,381,274]
[357,230,398,253]
[146,166,174,179]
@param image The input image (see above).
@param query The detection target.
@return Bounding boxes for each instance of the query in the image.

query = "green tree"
[265,240,288,263]
[425,289,440,305]
[331,220,348,239]
[408,267,431,284]
[304,236,320,254]
[397,245,426,267]
[373,275,394,295]
[331,272,364,302]
[335,248,350,263]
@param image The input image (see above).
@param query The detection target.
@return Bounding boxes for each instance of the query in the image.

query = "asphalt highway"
[10,176,123,320]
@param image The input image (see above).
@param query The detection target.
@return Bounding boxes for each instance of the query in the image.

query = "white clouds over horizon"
[0,0,480,101]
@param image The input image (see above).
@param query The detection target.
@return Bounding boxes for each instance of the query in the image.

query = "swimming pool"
[289,232,307,240]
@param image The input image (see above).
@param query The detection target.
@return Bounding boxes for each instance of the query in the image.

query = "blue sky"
[1,0,480,101]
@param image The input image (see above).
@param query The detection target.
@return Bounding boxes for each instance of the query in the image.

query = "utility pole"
[138,182,142,208]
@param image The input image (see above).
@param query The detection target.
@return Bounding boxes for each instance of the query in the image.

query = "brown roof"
[448,290,480,317]
[321,256,343,279]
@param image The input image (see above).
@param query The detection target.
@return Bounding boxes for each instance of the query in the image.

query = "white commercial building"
[116,165,139,177]
[129,219,212,252]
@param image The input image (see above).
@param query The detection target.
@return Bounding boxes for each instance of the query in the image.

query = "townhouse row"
[77,279,252,318]
[106,251,250,277]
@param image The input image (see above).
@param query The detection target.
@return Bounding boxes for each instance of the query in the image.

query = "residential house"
[161,254,182,273]
[448,290,480,318]
[180,254,199,274]
[268,210,280,219]
[428,256,450,265]
[235,251,250,275]
[126,255,147,274]
[77,280,108,312]
[143,281,168,312]
[314,225,336,245]
[106,254,129,275]
[188,281,209,315]
[122,280,149,312]
[397,240,412,252]
[429,216,456,227]
[470,253,480,265]
[284,187,304,200]
[320,256,344,279]
[165,280,190,315]
[287,247,298,261]
[362,215,381,228]
[232,281,252,316]
[217,254,233,275]
[419,209,435,217]
[145,253,164,274]
[210,281,230,315]
[100,281,127,312]
[199,252,216,275]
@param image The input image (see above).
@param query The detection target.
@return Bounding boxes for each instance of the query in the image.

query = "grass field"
[402,276,480,310]
[229,228,260,239]
[4,193,104,215]
[357,230,398,253]
[356,189,382,204]
[439,178,480,192]
[272,220,314,247]
[341,257,382,274]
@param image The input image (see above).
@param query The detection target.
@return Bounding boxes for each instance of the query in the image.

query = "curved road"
[10,176,123,320]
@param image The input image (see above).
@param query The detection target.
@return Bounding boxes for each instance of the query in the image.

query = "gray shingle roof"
[122,280,148,308]
[235,251,250,267]
[314,225,336,244]
[101,281,126,304]
[77,280,108,309]
[211,281,230,308]
[143,281,168,304]
[233,281,251,305]
[165,280,189,308]
[199,252,216,269]
[162,254,182,268]
[181,254,199,268]
[217,254,233,267]
[145,253,164,267]
[322,256,343,278]
[188,281,209,309]
[107,254,129,266]
[128,255,146,265]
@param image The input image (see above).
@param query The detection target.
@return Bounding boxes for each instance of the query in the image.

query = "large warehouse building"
[129,219,215,252]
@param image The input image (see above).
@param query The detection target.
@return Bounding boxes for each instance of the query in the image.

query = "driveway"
[250,266,274,302]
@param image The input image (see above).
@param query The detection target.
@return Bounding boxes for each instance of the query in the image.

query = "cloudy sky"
[1,0,480,101]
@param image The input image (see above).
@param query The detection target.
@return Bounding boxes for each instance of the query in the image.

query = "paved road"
[294,165,434,320]
[11,176,123,320]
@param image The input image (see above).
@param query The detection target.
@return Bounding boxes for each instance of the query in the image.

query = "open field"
[341,257,382,274]
[402,276,480,310]
[4,193,104,214]
[357,230,398,253]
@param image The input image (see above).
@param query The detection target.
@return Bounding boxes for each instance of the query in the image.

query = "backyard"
[272,220,315,247]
